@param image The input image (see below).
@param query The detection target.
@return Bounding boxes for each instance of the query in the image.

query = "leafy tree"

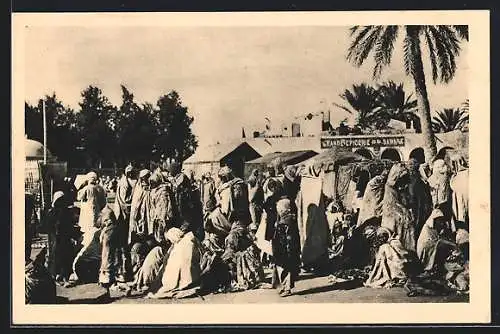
[333,83,386,130]
[25,102,43,142]
[153,91,198,162]
[77,86,118,168]
[115,85,158,166]
[346,25,468,162]
[376,81,420,132]
[25,94,80,165]
[432,108,469,133]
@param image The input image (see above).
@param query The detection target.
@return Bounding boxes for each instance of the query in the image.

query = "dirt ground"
[55,270,469,305]
[31,236,468,305]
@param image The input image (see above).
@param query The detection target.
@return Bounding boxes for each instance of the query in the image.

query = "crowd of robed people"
[24,151,469,304]
[324,152,469,295]
[25,159,305,303]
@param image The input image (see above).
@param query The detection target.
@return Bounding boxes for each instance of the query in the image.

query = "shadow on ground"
[295,279,363,296]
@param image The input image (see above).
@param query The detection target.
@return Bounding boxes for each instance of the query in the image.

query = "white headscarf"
[86,171,98,184]
[52,191,65,207]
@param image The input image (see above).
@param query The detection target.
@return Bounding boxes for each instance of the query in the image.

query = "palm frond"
[402,28,416,77]
[432,107,468,132]
[332,102,355,114]
[424,29,439,84]
[373,26,399,78]
[428,26,458,83]
[347,26,383,67]
[452,25,469,41]
[347,26,373,63]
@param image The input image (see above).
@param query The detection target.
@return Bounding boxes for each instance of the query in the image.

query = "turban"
[139,169,151,179]
[149,172,164,188]
[218,166,232,177]
[125,164,134,175]
[284,165,298,182]
[86,172,98,183]
[52,191,65,207]
[276,198,291,216]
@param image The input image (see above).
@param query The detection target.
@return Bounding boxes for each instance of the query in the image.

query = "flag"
[242,127,246,138]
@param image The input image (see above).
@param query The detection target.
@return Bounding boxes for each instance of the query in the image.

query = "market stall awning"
[246,150,318,167]
[299,147,367,178]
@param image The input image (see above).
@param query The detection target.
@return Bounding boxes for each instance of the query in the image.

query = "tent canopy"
[244,150,318,179]
[246,150,318,166]
[184,141,258,164]
[25,138,54,160]
[299,147,367,178]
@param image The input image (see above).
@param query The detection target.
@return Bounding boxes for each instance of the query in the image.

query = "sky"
[23,25,469,147]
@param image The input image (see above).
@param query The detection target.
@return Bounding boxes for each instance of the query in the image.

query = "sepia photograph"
[11,11,490,325]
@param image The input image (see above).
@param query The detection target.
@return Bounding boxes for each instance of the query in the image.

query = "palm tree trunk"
[410,38,438,163]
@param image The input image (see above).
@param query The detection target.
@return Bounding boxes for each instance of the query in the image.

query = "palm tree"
[376,80,419,131]
[333,83,386,130]
[346,25,468,162]
[432,108,469,133]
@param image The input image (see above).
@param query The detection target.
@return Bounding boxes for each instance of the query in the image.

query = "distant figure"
[270,198,301,297]
[216,166,263,291]
[364,227,419,289]
[428,159,453,220]
[406,159,433,237]
[381,163,416,252]
[247,169,264,230]
[147,172,175,245]
[417,209,460,278]
[356,169,389,228]
[129,169,151,245]
[201,172,217,215]
[168,161,204,241]
[98,205,121,299]
[45,191,78,285]
[77,172,107,235]
[113,165,137,282]
[449,154,469,227]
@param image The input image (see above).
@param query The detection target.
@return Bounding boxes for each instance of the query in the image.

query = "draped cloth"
[129,183,150,244]
[200,177,263,292]
[148,232,201,299]
[381,164,416,252]
[364,238,416,288]
[357,173,387,228]
[45,204,76,280]
[255,176,283,255]
[113,175,136,281]
[450,169,469,225]
[113,176,136,223]
[25,249,57,304]
[296,176,330,268]
[171,173,204,239]
[217,177,251,225]
[428,160,452,223]
[205,207,232,237]
[71,226,102,283]
[133,246,167,291]
[416,210,459,273]
[147,184,175,244]
[77,184,107,234]
[272,213,301,275]
[98,206,121,286]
